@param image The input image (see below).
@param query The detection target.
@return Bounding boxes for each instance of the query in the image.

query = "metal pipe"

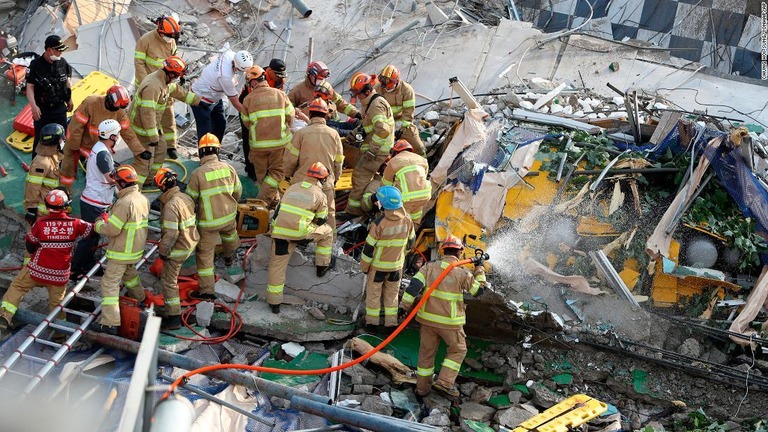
[290,396,440,432]
[158,374,274,427]
[333,19,421,88]
[288,0,312,18]
[307,37,314,67]
[13,309,331,405]
[572,167,681,175]
[282,15,293,62]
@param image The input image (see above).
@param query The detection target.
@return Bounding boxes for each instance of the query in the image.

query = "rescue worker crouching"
[93,166,150,335]
[383,139,431,225]
[153,168,200,330]
[0,190,92,339]
[187,133,242,302]
[399,235,488,398]
[24,123,64,228]
[360,186,414,331]
[267,162,334,314]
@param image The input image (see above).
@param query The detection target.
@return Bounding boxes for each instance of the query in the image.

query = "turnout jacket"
[94,185,149,264]
[284,117,343,187]
[24,145,60,214]
[360,207,414,273]
[288,77,358,118]
[382,150,431,204]
[360,93,395,155]
[271,180,327,241]
[129,69,199,145]
[26,212,92,285]
[241,82,295,150]
[187,155,242,231]
[374,80,417,129]
[67,95,143,155]
[157,186,199,260]
[134,29,177,86]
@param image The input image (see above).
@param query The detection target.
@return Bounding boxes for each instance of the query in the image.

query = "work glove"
[315,217,327,226]
[139,150,152,160]
[25,209,37,226]
[370,193,378,206]
[167,148,178,160]
[397,307,407,320]
[354,112,362,120]
[159,255,168,261]
[394,129,404,140]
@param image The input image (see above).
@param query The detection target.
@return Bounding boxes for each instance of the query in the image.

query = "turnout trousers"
[415,324,467,396]
[99,261,146,327]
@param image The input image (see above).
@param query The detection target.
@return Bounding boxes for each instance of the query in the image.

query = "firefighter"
[153,168,199,330]
[70,119,122,280]
[288,61,359,120]
[284,98,344,234]
[129,55,200,186]
[399,235,487,397]
[313,81,359,136]
[60,85,141,192]
[241,65,294,207]
[134,15,180,86]
[341,72,395,218]
[264,58,287,91]
[375,64,425,156]
[93,165,149,334]
[24,124,64,227]
[360,186,414,330]
[267,162,334,314]
[0,190,92,339]
[187,133,242,301]
[383,139,431,225]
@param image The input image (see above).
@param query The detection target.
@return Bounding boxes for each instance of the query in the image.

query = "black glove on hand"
[394,129,404,140]
[148,142,158,147]
[25,209,37,226]
[397,307,406,319]
[354,112,362,120]
[167,148,178,160]
[179,76,186,86]
[159,255,168,261]
[140,150,152,160]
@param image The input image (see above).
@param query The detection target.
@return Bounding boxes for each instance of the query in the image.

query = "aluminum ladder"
[0,245,157,395]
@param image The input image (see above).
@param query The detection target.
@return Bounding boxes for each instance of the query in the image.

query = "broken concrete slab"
[459,401,496,422]
[495,405,532,428]
[361,395,394,416]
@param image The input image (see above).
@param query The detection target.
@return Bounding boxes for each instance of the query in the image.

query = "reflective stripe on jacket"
[360,207,414,273]
[271,180,327,240]
[134,29,177,86]
[187,155,242,231]
[158,186,200,260]
[24,149,60,214]
[284,117,344,187]
[66,95,143,156]
[287,78,358,119]
[401,255,486,329]
[241,82,295,150]
[129,70,199,143]
[374,80,416,128]
[94,185,149,263]
[382,150,431,203]
[360,93,394,155]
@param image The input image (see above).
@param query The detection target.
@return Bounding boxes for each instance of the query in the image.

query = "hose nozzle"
[472,249,489,264]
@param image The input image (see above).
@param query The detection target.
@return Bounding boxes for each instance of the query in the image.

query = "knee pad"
[274,239,290,256]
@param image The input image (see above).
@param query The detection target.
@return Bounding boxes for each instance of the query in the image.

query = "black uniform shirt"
[27,56,72,108]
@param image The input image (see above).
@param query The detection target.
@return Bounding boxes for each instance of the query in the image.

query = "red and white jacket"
[26,212,93,285]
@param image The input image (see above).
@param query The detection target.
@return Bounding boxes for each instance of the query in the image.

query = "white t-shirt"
[191,50,240,104]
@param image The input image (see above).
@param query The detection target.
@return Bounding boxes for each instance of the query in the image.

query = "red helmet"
[307,98,329,114]
[307,162,330,180]
[306,61,330,85]
[378,64,400,92]
[105,84,130,110]
[111,165,138,186]
[157,15,181,39]
[153,167,178,191]
[163,56,188,77]
[392,139,413,154]
[440,235,464,251]
[349,72,375,97]
[45,189,70,210]
[314,81,333,101]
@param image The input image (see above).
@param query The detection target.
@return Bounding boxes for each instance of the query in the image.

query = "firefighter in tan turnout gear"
[129,55,200,186]
[284,98,344,233]
[342,72,395,218]
[241,65,295,207]
[267,163,334,314]
[93,165,149,334]
[187,133,242,302]
[153,168,200,330]
[60,85,141,192]
[399,235,488,398]
[375,64,425,156]
[360,186,414,330]
[24,124,63,227]
[288,61,359,120]
[383,139,431,225]
[134,15,180,86]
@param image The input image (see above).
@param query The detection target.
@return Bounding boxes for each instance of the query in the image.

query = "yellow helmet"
[198,133,220,149]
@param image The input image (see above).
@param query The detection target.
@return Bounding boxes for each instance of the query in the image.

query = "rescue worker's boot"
[94,323,119,336]
[189,291,216,301]
[270,304,280,314]
[432,382,460,398]
[316,265,330,277]
[0,316,12,341]
[162,315,182,331]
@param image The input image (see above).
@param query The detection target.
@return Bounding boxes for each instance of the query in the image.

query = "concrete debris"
[360,395,394,417]
[421,409,451,427]
[280,341,305,358]
[495,406,533,428]
[677,338,702,358]
[469,386,492,403]
[459,401,496,422]
[308,307,325,320]
[528,383,564,409]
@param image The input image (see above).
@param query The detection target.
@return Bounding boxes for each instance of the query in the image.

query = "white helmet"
[233,50,253,71]
[99,118,121,140]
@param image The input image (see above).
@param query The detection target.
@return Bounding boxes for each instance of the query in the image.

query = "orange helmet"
[392,139,413,154]
[154,167,178,191]
[245,65,265,82]
[307,98,329,114]
[349,72,375,97]
[307,61,330,85]
[112,165,138,186]
[105,84,130,110]
[440,235,464,251]
[45,189,70,210]
[314,81,333,101]
[163,56,188,77]
[157,15,181,39]
[198,133,220,149]
[378,64,400,92]
[307,162,330,180]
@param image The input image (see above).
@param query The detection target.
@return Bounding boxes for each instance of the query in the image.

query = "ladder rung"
[61,308,90,318]
[20,355,52,365]
[47,323,75,333]
[33,339,62,349]
[2,368,33,379]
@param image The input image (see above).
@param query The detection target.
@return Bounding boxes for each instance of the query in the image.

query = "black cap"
[44,35,68,52]
[269,58,286,77]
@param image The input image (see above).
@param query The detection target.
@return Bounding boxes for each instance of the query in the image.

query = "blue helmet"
[376,186,402,210]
